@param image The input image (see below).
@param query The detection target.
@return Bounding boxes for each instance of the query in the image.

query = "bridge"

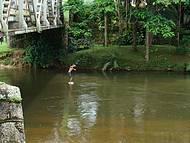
[0,0,63,36]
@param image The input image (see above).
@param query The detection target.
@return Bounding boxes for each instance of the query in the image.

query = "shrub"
[177,35,190,54]
[114,30,144,46]
[23,40,57,68]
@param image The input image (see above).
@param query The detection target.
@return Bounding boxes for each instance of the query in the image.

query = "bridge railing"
[0,0,63,35]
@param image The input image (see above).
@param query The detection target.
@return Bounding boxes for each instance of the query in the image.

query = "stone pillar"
[0,82,25,143]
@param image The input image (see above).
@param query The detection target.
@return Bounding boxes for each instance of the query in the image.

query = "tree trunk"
[104,14,108,47]
[145,30,150,62]
[114,0,122,34]
[177,1,182,48]
[125,0,129,29]
[69,12,73,26]
[132,22,137,51]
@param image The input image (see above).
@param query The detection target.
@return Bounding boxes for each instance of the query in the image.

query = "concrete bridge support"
[0,82,25,143]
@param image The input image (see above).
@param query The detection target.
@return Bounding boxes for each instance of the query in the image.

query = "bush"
[3,58,13,65]
[114,30,144,46]
[68,37,92,52]
[68,22,93,52]
[74,53,96,67]
[177,35,190,54]
[23,40,57,68]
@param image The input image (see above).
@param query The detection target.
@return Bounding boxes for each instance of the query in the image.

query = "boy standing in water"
[68,64,77,83]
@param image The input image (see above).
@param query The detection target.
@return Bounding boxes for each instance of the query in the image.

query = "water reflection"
[78,82,99,128]
[78,93,98,128]
[67,118,81,136]
[60,81,99,141]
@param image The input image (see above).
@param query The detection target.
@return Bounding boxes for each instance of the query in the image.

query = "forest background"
[1,0,190,71]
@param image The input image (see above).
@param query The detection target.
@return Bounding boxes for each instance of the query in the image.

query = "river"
[0,69,190,143]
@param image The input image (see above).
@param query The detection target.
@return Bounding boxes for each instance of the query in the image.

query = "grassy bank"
[1,42,190,72]
[0,42,12,53]
[0,42,24,67]
[64,45,190,72]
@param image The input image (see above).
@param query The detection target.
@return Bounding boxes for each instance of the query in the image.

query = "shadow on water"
[0,69,190,143]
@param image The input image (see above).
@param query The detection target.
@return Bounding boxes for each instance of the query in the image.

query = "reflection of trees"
[77,92,99,128]
[59,82,99,142]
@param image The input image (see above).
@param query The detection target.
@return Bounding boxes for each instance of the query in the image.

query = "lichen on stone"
[0,82,22,103]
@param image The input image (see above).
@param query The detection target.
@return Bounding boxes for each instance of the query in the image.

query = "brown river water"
[0,69,189,143]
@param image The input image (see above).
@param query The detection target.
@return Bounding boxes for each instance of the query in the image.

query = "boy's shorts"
[68,72,72,77]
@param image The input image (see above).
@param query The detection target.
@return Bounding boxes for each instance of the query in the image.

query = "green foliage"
[95,0,115,14]
[0,42,14,53]
[69,22,92,38]
[155,0,190,6]
[102,53,120,71]
[63,0,84,14]
[24,40,57,68]
[74,52,97,66]
[65,44,190,71]
[114,29,144,45]
[114,31,132,45]
[68,22,92,51]
[185,63,190,72]
[176,35,190,54]
[135,10,175,38]
[63,0,93,51]
[62,0,190,48]
[3,58,13,65]
[144,57,171,69]
[0,95,22,103]
[92,0,115,29]
[9,95,22,103]
[180,35,190,48]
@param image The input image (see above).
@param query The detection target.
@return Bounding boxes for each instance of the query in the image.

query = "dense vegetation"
[1,0,190,71]
[0,42,24,66]
[59,0,190,71]
[65,44,190,71]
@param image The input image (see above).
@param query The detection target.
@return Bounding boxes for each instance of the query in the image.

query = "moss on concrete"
[0,82,22,103]
[0,96,22,103]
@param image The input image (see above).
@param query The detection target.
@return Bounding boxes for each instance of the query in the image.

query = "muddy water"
[0,69,189,143]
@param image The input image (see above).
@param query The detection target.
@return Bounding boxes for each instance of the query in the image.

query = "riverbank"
[64,45,190,72]
[0,42,25,68]
[1,42,190,72]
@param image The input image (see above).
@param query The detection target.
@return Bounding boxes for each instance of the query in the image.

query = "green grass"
[0,42,13,53]
[0,42,22,66]
[64,44,190,71]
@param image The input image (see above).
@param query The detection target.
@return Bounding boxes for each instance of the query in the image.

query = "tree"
[154,0,190,49]
[129,0,148,51]
[63,0,93,51]
[132,0,176,62]
[93,0,116,46]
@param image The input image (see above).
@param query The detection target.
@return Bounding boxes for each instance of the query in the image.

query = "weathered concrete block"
[0,102,23,121]
[0,122,25,143]
[0,82,22,103]
[0,82,25,143]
